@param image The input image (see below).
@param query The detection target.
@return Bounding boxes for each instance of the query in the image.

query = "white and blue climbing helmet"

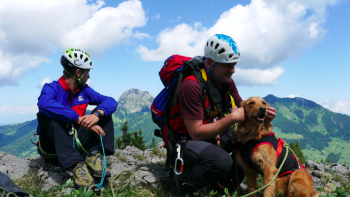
[61,48,93,69]
[204,34,240,63]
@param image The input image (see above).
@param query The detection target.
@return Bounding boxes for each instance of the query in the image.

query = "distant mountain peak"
[117,88,153,114]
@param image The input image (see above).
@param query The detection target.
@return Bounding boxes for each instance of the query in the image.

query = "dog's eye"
[263,102,266,105]
[249,102,255,105]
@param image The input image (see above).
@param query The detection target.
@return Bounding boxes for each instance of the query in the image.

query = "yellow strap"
[200,68,207,82]
[74,128,89,154]
[38,141,57,158]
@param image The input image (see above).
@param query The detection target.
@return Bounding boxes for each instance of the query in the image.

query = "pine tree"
[132,129,147,151]
[289,141,306,164]
[115,121,133,149]
[149,138,157,149]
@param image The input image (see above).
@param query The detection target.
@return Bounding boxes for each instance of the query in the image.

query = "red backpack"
[151,55,207,146]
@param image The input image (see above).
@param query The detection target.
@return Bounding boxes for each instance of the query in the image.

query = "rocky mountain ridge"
[117,88,153,114]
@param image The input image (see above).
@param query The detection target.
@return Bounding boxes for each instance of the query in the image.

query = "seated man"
[173,34,276,196]
[36,48,118,189]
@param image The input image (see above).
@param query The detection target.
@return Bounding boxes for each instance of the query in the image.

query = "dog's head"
[241,97,269,124]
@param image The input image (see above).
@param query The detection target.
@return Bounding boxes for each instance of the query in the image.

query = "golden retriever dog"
[235,97,319,197]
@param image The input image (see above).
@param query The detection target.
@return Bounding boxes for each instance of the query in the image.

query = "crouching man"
[36,48,117,189]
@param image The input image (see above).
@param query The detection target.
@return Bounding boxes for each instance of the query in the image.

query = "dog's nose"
[259,107,266,113]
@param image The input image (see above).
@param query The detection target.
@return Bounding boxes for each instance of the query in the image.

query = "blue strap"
[205,63,216,80]
[96,134,106,190]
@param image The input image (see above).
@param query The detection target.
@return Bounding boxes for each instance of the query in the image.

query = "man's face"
[208,61,236,84]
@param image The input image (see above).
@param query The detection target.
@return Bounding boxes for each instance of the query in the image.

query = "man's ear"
[75,68,81,78]
[205,58,214,69]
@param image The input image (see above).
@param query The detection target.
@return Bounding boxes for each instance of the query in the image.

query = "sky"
[0,0,349,125]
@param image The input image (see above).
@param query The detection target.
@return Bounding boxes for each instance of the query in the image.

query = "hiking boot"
[73,162,95,189]
[85,151,111,178]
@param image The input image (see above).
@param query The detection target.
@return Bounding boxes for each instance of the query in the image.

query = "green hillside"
[264,94,350,165]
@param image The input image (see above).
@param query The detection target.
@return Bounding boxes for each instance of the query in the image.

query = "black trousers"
[37,113,115,170]
[179,129,245,194]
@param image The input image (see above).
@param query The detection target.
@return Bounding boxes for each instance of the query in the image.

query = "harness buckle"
[174,143,184,175]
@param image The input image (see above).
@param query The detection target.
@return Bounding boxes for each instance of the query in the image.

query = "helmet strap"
[64,68,86,86]
[205,62,216,80]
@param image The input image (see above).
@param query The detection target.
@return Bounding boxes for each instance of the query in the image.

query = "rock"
[330,163,350,174]
[41,172,65,191]
[0,151,31,179]
[311,171,322,178]
[305,161,325,171]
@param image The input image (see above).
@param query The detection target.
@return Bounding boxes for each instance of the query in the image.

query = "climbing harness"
[238,142,300,197]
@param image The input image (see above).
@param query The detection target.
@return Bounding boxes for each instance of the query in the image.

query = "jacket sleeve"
[83,86,118,116]
[37,84,79,124]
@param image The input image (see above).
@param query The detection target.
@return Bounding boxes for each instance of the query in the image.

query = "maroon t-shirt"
[179,78,242,120]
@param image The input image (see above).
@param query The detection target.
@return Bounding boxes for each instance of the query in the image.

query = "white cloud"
[152,13,160,20]
[0,0,146,87]
[233,67,285,86]
[0,105,38,114]
[134,32,151,40]
[37,77,51,88]
[285,94,299,98]
[318,100,350,115]
[170,16,181,22]
[138,0,339,85]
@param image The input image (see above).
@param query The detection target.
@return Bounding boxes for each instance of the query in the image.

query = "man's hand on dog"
[265,106,276,122]
[230,106,246,123]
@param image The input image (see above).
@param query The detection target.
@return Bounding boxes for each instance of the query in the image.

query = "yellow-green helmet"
[60,48,93,69]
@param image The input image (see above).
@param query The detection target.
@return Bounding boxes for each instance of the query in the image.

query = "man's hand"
[265,106,276,122]
[90,125,105,136]
[215,135,220,147]
[230,106,246,123]
[80,114,99,129]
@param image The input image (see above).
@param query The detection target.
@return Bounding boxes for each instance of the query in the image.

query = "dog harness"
[237,132,305,177]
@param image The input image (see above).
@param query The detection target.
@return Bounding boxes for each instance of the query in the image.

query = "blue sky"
[0,0,349,125]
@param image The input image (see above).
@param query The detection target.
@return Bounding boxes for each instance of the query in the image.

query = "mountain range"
[1,89,349,166]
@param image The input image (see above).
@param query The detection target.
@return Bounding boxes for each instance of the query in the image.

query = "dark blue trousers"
[37,113,115,170]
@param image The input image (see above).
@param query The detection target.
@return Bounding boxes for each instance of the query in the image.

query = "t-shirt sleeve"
[178,80,204,120]
[230,79,243,107]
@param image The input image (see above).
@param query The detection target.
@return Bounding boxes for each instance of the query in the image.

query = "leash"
[239,143,299,197]
[84,134,135,197]
[0,187,17,197]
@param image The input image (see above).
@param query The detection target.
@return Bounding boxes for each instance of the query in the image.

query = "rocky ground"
[0,143,349,196]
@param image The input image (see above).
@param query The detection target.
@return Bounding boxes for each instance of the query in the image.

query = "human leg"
[176,140,234,196]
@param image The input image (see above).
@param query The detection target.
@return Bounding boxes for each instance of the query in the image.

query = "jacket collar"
[58,75,80,94]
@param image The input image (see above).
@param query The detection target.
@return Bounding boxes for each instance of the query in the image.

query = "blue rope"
[96,134,106,190]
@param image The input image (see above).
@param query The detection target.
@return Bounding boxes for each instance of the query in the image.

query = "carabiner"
[174,144,184,175]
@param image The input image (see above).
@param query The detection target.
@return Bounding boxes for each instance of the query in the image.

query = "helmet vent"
[74,53,77,58]
[84,58,89,63]
[206,42,209,47]
[218,48,225,54]
[215,43,220,50]
[80,54,83,59]
[90,62,93,67]
[228,54,233,59]
[210,41,214,47]
[68,54,72,58]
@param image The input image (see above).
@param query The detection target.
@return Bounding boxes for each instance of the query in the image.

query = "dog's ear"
[240,100,245,108]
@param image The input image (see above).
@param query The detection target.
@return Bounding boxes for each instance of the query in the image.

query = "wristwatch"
[93,110,103,120]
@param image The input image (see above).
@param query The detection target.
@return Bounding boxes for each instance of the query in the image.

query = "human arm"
[38,83,79,124]
[179,79,245,141]
[184,106,245,141]
[79,86,117,128]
